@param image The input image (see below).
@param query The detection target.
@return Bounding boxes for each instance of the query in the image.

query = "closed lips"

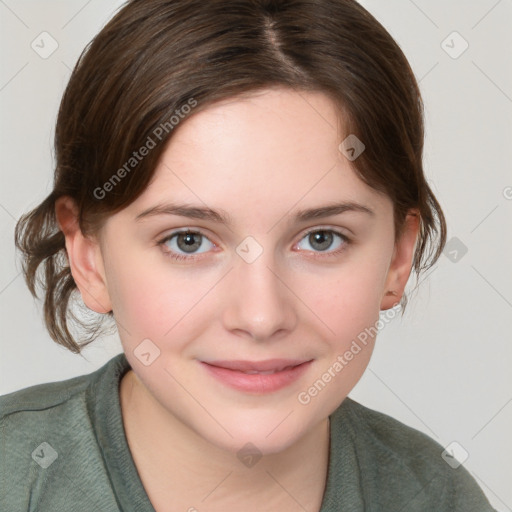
[200,359,314,394]
[232,366,298,375]
[201,359,311,373]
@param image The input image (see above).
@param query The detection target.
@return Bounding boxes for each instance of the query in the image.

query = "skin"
[55,87,419,511]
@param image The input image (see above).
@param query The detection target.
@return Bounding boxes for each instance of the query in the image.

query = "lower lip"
[200,361,313,394]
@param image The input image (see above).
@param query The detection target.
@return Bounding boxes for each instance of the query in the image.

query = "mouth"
[199,358,313,393]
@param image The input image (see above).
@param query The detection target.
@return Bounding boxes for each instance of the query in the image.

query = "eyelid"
[292,225,351,253]
[158,225,351,244]
[157,228,218,250]
[157,225,352,260]
[299,224,351,239]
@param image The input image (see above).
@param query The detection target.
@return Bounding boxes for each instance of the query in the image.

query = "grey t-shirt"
[0,352,496,511]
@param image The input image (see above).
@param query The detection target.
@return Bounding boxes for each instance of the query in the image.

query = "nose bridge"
[224,235,296,340]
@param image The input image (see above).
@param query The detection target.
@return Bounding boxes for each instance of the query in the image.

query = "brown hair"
[15,0,446,354]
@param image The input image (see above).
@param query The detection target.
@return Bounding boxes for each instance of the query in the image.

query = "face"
[72,88,415,455]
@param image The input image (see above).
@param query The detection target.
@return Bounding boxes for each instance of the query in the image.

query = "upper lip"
[202,359,311,372]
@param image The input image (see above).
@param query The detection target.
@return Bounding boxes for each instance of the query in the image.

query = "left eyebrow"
[293,202,375,222]
[135,201,375,225]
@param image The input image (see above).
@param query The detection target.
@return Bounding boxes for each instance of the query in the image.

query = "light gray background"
[1,1,511,510]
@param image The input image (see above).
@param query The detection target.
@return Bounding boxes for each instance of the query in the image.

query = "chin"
[199,412,316,457]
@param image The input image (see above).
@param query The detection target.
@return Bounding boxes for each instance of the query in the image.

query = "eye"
[295,228,349,257]
[157,227,350,262]
[158,230,215,261]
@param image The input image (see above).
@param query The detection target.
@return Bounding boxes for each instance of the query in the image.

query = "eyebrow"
[135,201,375,225]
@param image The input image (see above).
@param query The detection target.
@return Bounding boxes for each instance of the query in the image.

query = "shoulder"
[1,369,93,419]
[340,397,445,471]
[0,355,120,457]
[0,354,120,426]
[0,353,128,511]
[0,352,128,420]
[330,397,496,511]
[0,365,99,455]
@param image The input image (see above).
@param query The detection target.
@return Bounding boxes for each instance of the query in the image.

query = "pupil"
[179,232,200,252]
[311,231,332,251]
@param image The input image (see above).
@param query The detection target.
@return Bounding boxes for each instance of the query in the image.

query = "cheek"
[292,266,384,420]
[105,253,221,344]
[304,256,388,338]
[103,248,173,338]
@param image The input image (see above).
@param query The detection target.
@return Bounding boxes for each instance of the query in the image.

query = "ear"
[55,196,112,314]
[380,211,420,310]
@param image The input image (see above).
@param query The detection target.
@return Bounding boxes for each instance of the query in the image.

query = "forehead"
[169,87,343,166]
[121,88,391,225]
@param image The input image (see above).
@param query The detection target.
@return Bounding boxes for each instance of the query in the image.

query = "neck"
[119,369,331,512]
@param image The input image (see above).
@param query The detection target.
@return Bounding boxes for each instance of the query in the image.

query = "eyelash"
[156,227,351,262]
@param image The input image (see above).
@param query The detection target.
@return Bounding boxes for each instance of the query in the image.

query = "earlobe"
[55,196,112,314]
[380,211,420,310]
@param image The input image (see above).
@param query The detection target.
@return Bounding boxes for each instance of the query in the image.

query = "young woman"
[1,1,496,510]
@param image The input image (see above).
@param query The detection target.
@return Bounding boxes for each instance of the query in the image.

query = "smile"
[199,359,313,394]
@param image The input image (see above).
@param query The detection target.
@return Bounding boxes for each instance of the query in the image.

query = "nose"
[222,248,297,342]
